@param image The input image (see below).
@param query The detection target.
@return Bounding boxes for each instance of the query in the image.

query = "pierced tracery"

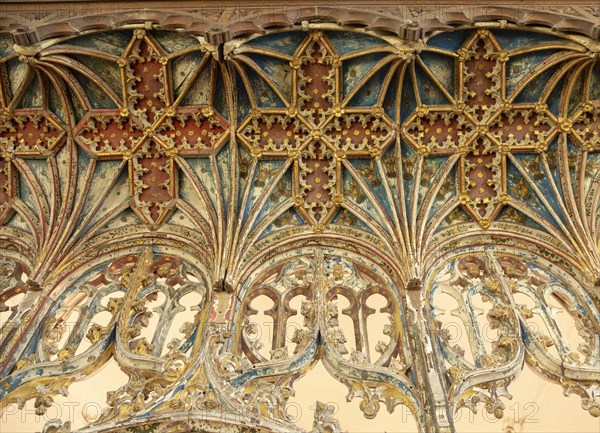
[0,12,599,433]
[1,249,208,423]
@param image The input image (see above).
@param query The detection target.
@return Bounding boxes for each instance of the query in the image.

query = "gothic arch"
[0,4,599,432]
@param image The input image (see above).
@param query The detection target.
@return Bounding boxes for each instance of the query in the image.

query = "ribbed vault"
[0,3,599,432]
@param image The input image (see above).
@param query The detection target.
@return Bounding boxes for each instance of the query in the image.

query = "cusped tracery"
[0,249,209,423]
[0,21,599,433]
[235,31,395,227]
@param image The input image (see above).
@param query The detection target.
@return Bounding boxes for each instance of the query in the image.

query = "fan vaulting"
[0,22,599,433]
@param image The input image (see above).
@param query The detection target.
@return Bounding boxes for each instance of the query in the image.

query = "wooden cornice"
[1,1,599,46]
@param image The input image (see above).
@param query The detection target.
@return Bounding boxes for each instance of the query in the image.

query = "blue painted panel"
[48,80,66,123]
[241,160,287,229]
[493,29,563,51]
[419,51,455,100]
[15,73,43,108]
[214,65,230,120]
[180,59,213,107]
[253,164,294,229]
[512,64,559,103]
[400,141,418,219]
[248,53,293,103]
[178,157,214,202]
[346,62,391,107]
[66,31,133,56]
[261,208,305,239]
[0,35,14,58]
[590,63,600,101]
[5,57,28,102]
[427,162,457,221]
[400,68,417,121]
[547,75,566,117]
[73,53,122,99]
[171,51,206,102]
[247,31,307,56]
[505,50,560,97]
[382,69,398,121]
[236,73,252,124]
[496,204,547,231]
[217,143,232,222]
[326,31,386,55]
[567,69,586,115]
[342,51,389,101]
[506,157,564,229]
[426,29,472,52]
[152,31,200,54]
[415,61,450,106]
[245,65,286,108]
[349,158,394,217]
[73,70,117,109]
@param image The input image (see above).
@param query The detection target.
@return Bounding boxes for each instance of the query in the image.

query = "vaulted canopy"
[0,3,599,432]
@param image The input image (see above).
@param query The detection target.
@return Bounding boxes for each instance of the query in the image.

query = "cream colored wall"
[2,304,598,433]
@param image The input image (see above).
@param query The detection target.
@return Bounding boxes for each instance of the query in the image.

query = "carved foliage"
[431,254,523,418]
[0,250,208,424]
[230,252,413,423]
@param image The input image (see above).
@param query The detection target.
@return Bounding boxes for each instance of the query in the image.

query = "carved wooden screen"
[0,11,599,433]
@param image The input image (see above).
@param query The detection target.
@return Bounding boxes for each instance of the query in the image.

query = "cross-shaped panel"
[74,30,229,226]
[402,29,559,227]
[237,31,394,229]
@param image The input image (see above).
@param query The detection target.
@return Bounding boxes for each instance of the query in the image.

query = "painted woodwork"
[237,31,394,227]
[0,5,599,433]
[73,30,229,225]
[402,30,559,225]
